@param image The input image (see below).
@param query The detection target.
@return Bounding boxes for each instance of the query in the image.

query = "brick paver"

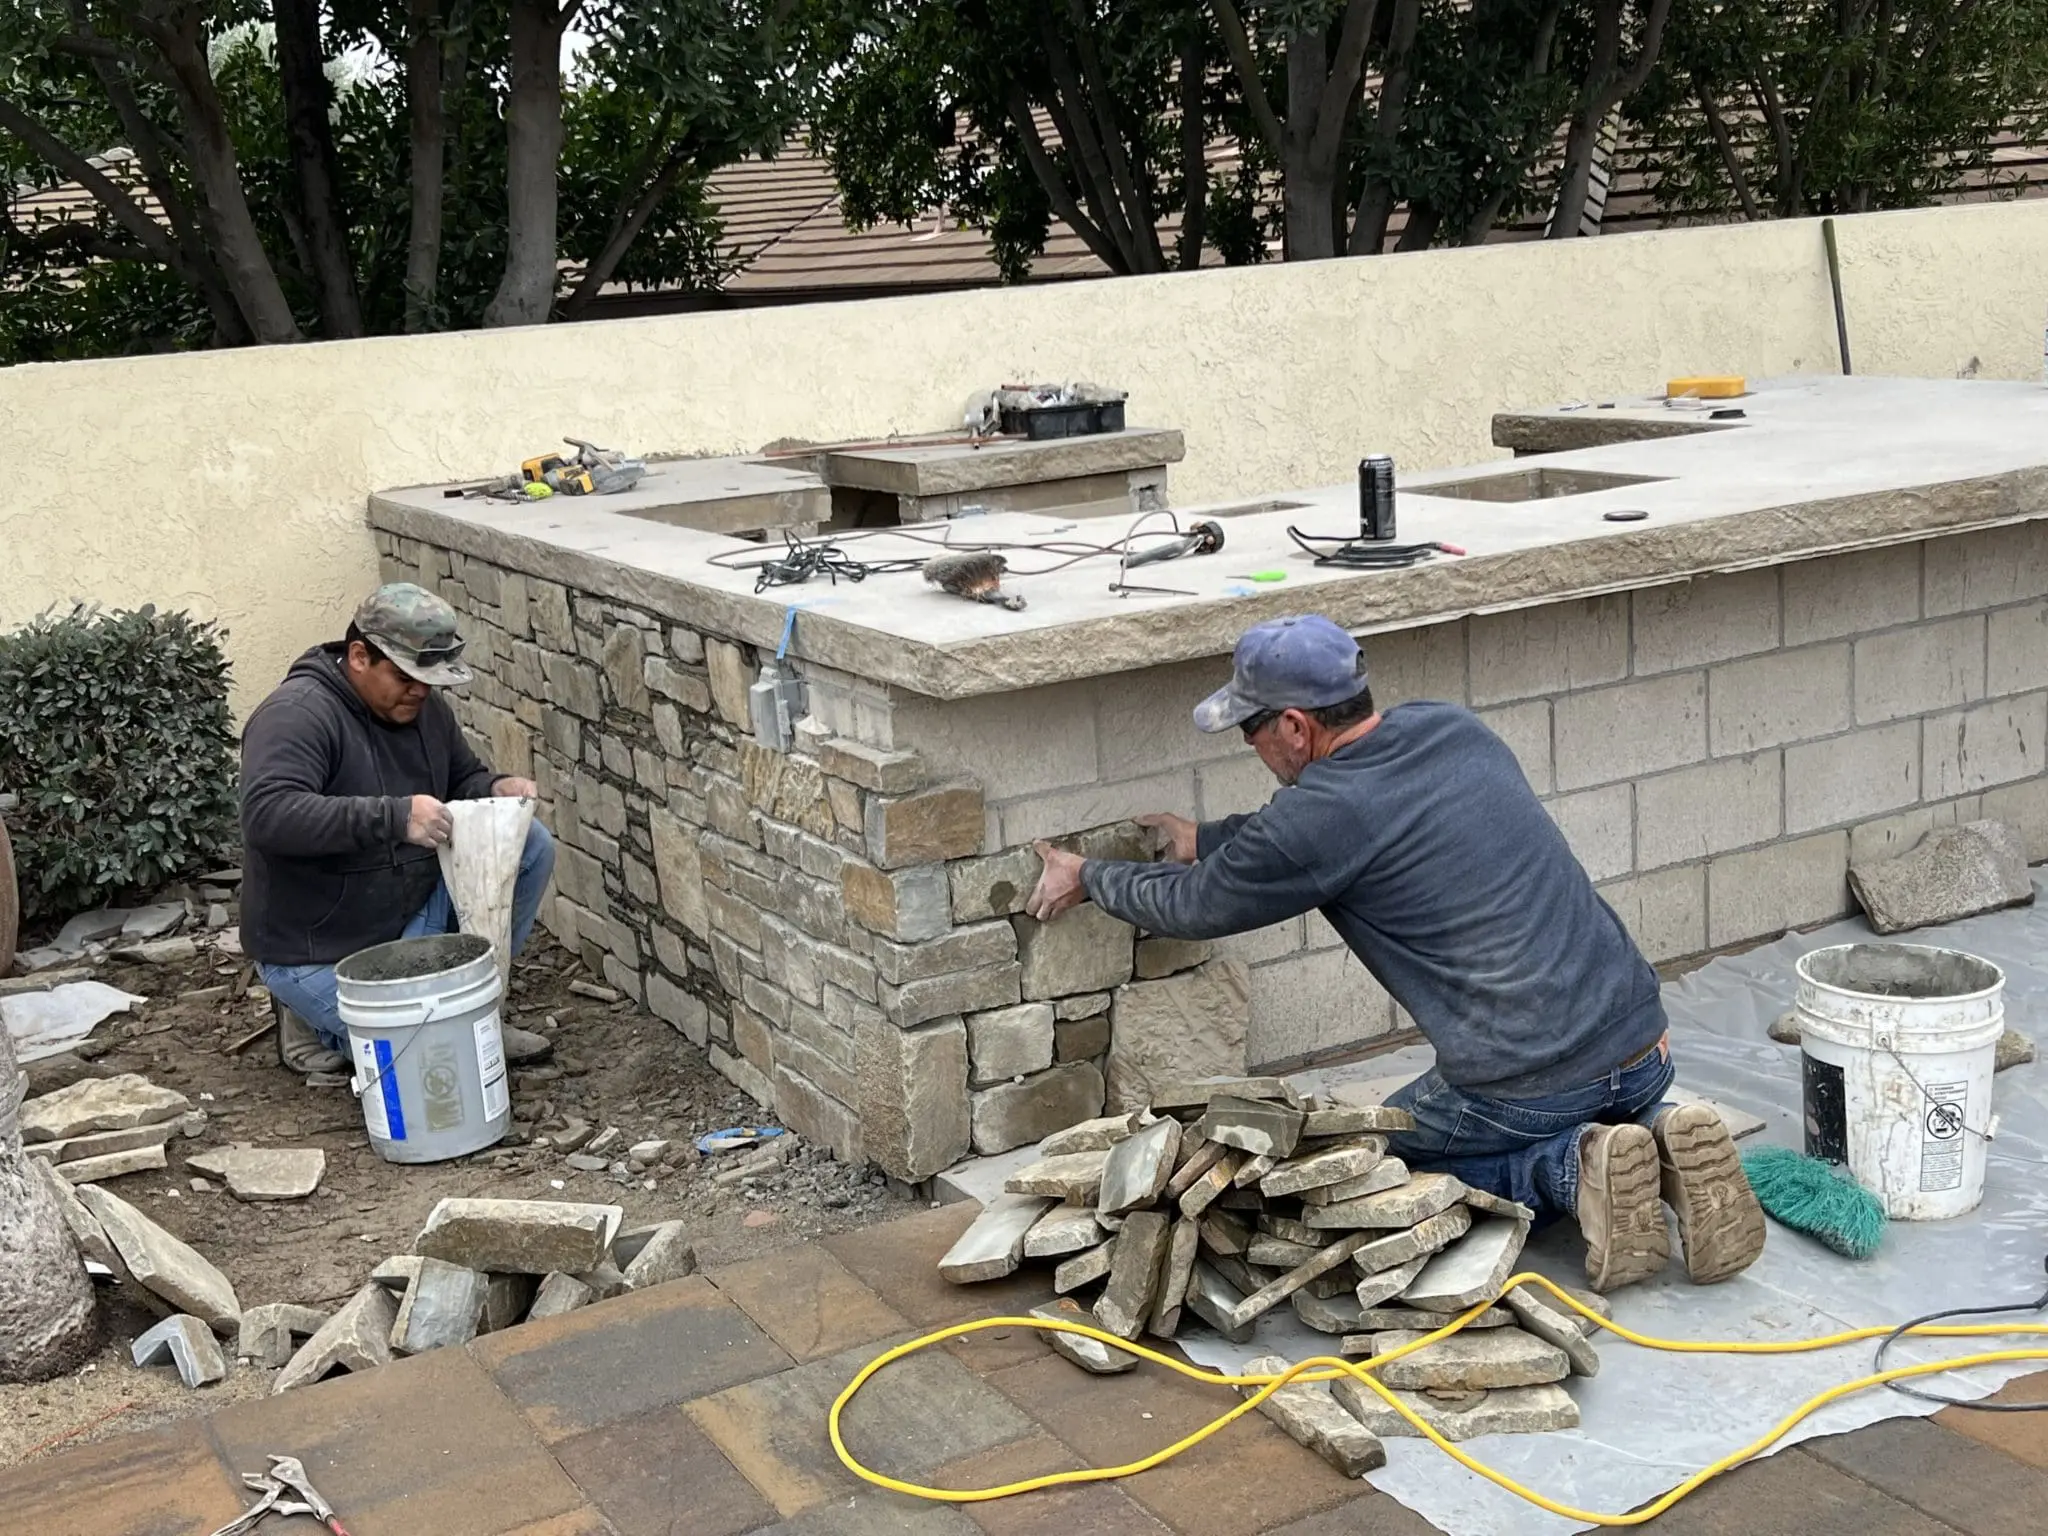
[4,1206,2041,1535]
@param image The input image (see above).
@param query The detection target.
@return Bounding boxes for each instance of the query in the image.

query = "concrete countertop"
[367,376,2048,700]
[375,455,829,536]
[788,427,1186,497]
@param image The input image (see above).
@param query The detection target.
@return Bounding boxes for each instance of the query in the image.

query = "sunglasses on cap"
[1240,709,1280,741]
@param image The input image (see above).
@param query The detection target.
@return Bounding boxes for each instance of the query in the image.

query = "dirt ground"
[3,923,919,1466]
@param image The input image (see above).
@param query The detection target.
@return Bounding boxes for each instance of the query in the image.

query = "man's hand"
[1137,812,1198,864]
[1027,843,1088,922]
[404,794,454,848]
[492,777,539,799]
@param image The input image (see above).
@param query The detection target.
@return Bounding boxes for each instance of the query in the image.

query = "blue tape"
[375,1038,406,1141]
[777,606,797,660]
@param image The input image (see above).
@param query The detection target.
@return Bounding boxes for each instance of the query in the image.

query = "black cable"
[1870,1256,2048,1411]
[703,514,1221,587]
[1287,525,1444,569]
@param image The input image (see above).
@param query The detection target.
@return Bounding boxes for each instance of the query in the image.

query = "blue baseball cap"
[1193,616,1369,733]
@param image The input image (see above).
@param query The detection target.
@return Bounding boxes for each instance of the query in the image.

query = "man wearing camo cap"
[239,583,556,1074]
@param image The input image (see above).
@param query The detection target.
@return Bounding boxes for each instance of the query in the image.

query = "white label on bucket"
[474,1011,509,1122]
[1920,1080,1968,1192]
[355,1036,391,1141]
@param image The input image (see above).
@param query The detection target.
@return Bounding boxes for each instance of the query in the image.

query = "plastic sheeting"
[436,797,535,989]
[1,980,147,1063]
[1175,877,2048,1535]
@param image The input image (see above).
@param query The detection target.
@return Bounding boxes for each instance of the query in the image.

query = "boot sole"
[1657,1104,1767,1284]
[1580,1125,1669,1293]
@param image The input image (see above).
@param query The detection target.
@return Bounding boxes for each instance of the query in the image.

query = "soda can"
[1359,455,1396,542]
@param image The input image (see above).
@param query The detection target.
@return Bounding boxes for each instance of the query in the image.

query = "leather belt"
[1621,1031,1670,1071]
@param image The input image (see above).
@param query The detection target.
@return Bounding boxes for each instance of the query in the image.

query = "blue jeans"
[261,821,556,1050]
[1384,1036,1674,1226]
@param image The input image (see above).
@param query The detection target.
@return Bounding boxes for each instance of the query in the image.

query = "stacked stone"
[371,532,1257,1187]
[938,1077,1601,1456]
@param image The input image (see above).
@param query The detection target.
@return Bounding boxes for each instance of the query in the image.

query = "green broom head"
[1740,1144,1887,1259]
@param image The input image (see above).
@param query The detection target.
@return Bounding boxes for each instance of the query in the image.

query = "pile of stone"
[939,1076,1604,1472]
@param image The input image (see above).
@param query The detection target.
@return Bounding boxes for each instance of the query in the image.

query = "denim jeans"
[260,821,556,1050]
[1384,1036,1674,1226]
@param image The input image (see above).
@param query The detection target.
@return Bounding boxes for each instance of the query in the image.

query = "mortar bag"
[436,797,536,989]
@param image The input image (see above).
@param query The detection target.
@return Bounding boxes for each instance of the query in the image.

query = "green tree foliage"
[0,606,240,922]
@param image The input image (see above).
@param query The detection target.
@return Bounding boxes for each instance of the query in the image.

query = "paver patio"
[5,1201,2042,1536]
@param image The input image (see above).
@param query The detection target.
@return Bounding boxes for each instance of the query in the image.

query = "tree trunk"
[1175,29,1206,270]
[1548,0,1670,239]
[405,0,449,332]
[559,134,694,319]
[484,0,570,328]
[147,14,301,342]
[0,1022,101,1383]
[272,0,362,337]
[1281,28,1338,260]
[0,813,16,977]
[1348,0,1421,255]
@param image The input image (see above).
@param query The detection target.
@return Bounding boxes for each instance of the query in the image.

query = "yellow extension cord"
[828,1271,2048,1526]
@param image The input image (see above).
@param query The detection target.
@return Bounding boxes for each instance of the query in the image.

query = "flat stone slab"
[414,1197,623,1274]
[527,1272,596,1320]
[1095,1210,1172,1339]
[75,1183,239,1326]
[1303,1157,1410,1206]
[1177,1149,1243,1218]
[1248,1233,1324,1269]
[23,1074,190,1141]
[1347,1305,1513,1337]
[275,1282,397,1392]
[1096,1115,1182,1215]
[1229,1230,1380,1330]
[1257,1212,1325,1247]
[1354,1255,1429,1308]
[26,1121,179,1164]
[1198,1209,1252,1257]
[236,1303,329,1367]
[1849,819,2034,933]
[1351,1206,1473,1276]
[1400,1215,1530,1311]
[1330,1378,1581,1440]
[1149,1216,1201,1336]
[483,1274,537,1332]
[1369,1326,1570,1391]
[369,1255,423,1291]
[186,1146,325,1201]
[1301,1105,1415,1136]
[1998,1028,2037,1071]
[621,1222,700,1289]
[1460,1186,1537,1220]
[1184,1261,1255,1343]
[1196,1095,1305,1159]
[132,1314,228,1387]
[1053,1240,1115,1293]
[1033,1299,1139,1375]
[1305,1171,1465,1230]
[33,1158,119,1270]
[1005,1149,1113,1203]
[939,1192,1053,1283]
[1163,1138,1230,1200]
[1242,1355,1387,1477]
[1504,1286,1602,1376]
[391,1257,491,1353]
[57,1144,167,1182]
[1261,1136,1389,1198]
[1037,1110,1147,1156]
[1292,1288,1367,1335]
[1024,1201,1105,1258]
[1152,1076,1303,1111]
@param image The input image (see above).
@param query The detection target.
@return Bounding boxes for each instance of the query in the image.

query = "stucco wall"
[4,200,2045,713]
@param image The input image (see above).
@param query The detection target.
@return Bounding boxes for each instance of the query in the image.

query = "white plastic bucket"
[335,933,510,1164]
[1794,942,2004,1220]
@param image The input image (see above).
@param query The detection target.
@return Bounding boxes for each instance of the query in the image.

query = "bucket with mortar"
[1794,942,2004,1220]
[336,933,510,1163]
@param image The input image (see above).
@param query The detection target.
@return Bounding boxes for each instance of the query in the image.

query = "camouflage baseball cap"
[351,583,474,687]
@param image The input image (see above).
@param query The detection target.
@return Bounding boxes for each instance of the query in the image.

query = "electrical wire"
[1286,526,1465,569]
[828,1270,2048,1526]
[1871,1260,2048,1412]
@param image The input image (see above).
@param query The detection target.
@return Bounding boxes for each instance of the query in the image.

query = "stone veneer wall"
[376,519,2048,1179]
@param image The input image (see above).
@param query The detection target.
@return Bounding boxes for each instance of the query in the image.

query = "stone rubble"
[131,1314,229,1388]
[938,1078,1599,1440]
[185,1145,327,1201]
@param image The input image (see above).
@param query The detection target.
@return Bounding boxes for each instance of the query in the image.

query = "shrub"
[0,606,240,923]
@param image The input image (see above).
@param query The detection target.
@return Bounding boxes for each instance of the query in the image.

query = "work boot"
[275,1003,348,1076]
[1653,1104,1767,1284]
[500,1023,554,1065]
[1576,1123,1669,1293]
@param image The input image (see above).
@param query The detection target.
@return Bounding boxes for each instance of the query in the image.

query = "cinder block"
[1195,753,1279,821]
[997,770,1197,847]
[1706,832,1850,949]
[1784,721,1921,834]
[1476,701,1552,796]
[1554,673,1706,791]
[1095,658,1241,780]
[1980,777,2048,861]
[1781,545,1921,646]
[1923,693,2048,798]
[1365,621,1468,705]
[1469,596,1629,707]
[1987,603,2048,697]
[1546,783,1633,882]
[1853,615,1985,724]
[1213,918,1306,968]
[893,681,1100,800]
[1708,644,1851,754]
[1630,569,1780,675]
[1924,522,2048,617]
[1635,753,1781,869]
[1596,865,1705,962]
[1246,948,1395,1070]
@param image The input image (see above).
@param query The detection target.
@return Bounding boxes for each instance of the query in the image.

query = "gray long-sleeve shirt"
[1081,701,1664,1100]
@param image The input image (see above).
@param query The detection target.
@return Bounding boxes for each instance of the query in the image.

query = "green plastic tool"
[1230,571,1288,582]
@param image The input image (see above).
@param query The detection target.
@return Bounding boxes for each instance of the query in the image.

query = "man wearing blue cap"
[1028,614,1764,1293]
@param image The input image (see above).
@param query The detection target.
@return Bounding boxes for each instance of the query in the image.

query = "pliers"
[209,1455,351,1535]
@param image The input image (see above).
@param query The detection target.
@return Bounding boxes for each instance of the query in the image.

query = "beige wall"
[4,200,2045,713]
